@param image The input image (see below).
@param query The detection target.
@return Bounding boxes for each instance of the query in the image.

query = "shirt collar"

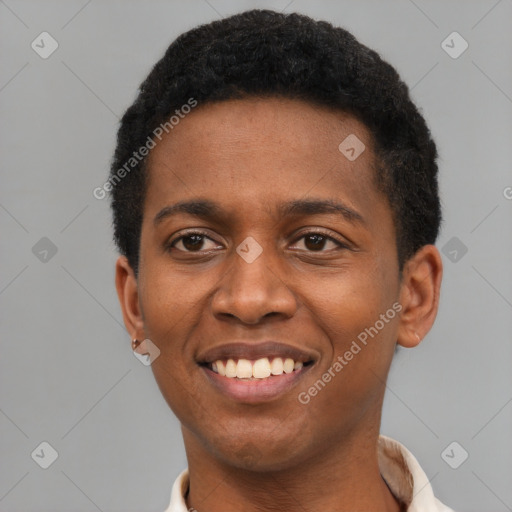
[164,435,454,512]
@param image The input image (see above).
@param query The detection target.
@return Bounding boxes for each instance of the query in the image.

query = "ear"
[397,244,443,348]
[115,256,145,342]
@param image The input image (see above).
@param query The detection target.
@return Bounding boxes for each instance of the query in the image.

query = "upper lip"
[197,341,317,364]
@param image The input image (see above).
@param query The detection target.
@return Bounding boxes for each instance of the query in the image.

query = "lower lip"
[200,365,312,404]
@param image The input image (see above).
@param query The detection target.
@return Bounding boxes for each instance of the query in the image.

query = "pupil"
[183,235,204,251]
[305,234,325,251]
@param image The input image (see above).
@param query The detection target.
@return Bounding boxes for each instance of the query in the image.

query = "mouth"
[197,341,317,403]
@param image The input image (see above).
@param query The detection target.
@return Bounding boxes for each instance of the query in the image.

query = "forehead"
[143,97,386,226]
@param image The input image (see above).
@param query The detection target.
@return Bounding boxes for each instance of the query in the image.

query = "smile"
[197,341,317,403]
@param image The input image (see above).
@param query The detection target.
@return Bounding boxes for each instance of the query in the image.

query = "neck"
[182,427,402,512]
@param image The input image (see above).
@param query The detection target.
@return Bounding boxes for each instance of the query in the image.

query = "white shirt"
[164,435,455,512]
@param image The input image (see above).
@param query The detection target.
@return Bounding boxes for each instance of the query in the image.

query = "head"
[112,10,442,471]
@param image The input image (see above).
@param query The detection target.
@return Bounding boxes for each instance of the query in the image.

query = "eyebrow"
[153,198,365,226]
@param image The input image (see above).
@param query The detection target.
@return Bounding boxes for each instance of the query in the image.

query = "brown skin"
[116,97,442,512]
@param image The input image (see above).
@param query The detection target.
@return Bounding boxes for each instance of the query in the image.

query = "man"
[111,9,453,511]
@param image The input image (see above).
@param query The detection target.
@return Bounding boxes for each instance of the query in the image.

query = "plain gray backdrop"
[1,1,511,511]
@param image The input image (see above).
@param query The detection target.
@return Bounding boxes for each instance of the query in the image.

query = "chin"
[205,428,310,473]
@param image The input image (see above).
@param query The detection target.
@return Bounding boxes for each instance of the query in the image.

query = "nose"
[211,247,299,325]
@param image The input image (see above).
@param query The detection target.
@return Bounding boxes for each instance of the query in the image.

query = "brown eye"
[291,231,347,252]
[304,234,328,251]
[167,231,223,254]
[180,234,206,251]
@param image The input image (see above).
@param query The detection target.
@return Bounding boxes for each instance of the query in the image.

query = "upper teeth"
[211,357,304,379]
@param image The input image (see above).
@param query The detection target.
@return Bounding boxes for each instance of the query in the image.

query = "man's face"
[135,97,402,469]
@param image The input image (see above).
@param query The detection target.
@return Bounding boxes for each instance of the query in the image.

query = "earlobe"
[396,245,443,348]
[115,256,145,340]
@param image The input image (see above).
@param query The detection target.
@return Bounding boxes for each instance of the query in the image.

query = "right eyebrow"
[154,199,224,226]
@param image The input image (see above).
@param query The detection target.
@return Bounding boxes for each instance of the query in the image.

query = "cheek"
[137,260,221,418]
[308,257,399,385]
[296,278,398,437]
[312,260,397,337]
[138,259,211,342]
[136,269,200,416]
[141,274,207,421]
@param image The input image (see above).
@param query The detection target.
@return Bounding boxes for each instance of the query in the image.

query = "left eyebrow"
[153,197,365,227]
[277,198,366,226]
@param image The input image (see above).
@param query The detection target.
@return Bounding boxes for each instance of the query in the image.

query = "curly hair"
[109,9,441,275]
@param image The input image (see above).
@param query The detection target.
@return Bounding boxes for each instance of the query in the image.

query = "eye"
[291,231,349,252]
[167,231,222,253]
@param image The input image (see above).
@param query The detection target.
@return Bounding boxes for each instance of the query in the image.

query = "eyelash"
[166,229,350,254]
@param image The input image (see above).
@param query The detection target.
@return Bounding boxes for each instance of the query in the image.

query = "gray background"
[1,0,511,511]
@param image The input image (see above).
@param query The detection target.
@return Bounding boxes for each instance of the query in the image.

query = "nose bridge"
[233,241,275,292]
[212,237,297,323]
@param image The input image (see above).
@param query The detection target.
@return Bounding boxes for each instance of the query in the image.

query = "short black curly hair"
[109,9,441,276]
